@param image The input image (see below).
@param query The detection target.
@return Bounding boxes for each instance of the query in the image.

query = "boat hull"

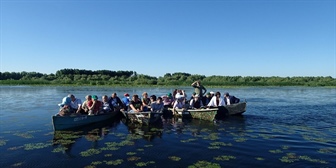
[123,112,163,125]
[52,111,118,130]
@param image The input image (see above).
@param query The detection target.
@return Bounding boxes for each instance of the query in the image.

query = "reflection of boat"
[170,102,247,121]
[52,111,119,130]
[125,122,163,141]
[52,118,121,156]
[121,111,163,126]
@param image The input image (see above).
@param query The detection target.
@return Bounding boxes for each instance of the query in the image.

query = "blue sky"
[1,0,335,77]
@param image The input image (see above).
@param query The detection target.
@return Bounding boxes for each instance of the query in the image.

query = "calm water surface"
[0,86,335,168]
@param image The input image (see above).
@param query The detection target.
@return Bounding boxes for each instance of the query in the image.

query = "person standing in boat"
[189,94,204,109]
[129,94,143,113]
[108,93,124,112]
[191,80,207,104]
[68,94,83,114]
[223,92,240,105]
[207,92,225,107]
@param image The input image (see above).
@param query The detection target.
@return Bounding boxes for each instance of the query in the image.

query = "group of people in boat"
[57,81,240,116]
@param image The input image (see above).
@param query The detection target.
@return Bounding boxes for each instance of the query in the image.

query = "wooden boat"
[122,111,163,126]
[52,111,119,130]
[171,102,247,121]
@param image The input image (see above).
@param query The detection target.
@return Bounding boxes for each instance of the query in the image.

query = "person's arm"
[202,86,207,96]
[191,81,198,86]
[129,103,137,112]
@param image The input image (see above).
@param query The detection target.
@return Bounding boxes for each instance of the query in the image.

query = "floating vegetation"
[188,160,221,168]
[126,152,137,155]
[269,149,283,154]
[137,148,144,151]
[0,139,8,146]
[279,153,299,163]
[217,128,225,131]
[80,149,101,157]
[213,155,236,161]
[104,159,124,166]
[208,146,220,149]
[281,146,290,150]
[168,156,181,161]
[144,144,153,148]
[317,147,336,154]
[13,132,34,139]
[91,161,103,165]
[104,153,113,157]
[52,146,67,153]
[11,162,24,167]
[255,157,265,161]
[181,138,197,143]
[127,156,141,161]
[24,142,51,150]
[135,161,155,167]
[234,137,247,142]
[203,133,219,141]
[299,155,328,164]
[8,146,24,151]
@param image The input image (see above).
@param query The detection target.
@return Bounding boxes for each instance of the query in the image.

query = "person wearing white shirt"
[207,92,225,107]
[69,94,83,113]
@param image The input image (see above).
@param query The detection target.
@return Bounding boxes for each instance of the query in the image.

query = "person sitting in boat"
[141,92,151,112]
[81,95,92,114]
[204,92,212,105]
[150,95,164,113]
[68,94,83,114]
[129,94,143,113]
[121,93,131,111]
[172,97,186,115]
[88,95,102,115]
[108,93,124,112]
[223,92,240,105]
[58,96,72,116]
[162,93,174,108]
[189,94,204,109]
[102,95,113,113]
[207,92,225,107]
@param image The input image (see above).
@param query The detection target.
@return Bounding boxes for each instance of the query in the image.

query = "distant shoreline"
[1,69,335,87]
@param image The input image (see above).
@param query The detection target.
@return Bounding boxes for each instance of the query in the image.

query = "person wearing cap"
[121,93,131,111]
[207,92,225,107]
[88,95,102,115]
[58,96,72,116]
[191,80,207,103]
[189,94,204,109]
[223,92,240,105]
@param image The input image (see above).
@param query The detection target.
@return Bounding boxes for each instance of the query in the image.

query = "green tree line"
[0,69,335,86]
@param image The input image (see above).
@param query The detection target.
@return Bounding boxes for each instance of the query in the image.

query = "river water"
[0,86,335,168]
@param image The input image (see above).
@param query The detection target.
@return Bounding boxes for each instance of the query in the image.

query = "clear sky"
[1,0,335,78]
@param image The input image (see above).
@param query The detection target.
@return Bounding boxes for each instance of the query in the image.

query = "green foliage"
[0,69,335,86]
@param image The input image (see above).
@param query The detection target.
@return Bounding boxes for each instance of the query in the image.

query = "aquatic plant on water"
[188,161,221,168]
[168,156,181,161]
[213,155,236,161]
[80,148,101,157]
[104,159,124,166]
[24,142,52,150]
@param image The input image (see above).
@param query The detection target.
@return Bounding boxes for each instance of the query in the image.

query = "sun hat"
[210,91,215,95]
[58,96,71,107]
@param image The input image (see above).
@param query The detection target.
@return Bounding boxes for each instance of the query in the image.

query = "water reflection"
[52,116,122,157]
[124,122,163,142]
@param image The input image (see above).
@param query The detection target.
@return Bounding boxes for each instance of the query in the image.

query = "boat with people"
[52,111,119,130]
[171,102,247,121]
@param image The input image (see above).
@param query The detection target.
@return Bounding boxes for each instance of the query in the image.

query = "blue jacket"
[224,96,240,105]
